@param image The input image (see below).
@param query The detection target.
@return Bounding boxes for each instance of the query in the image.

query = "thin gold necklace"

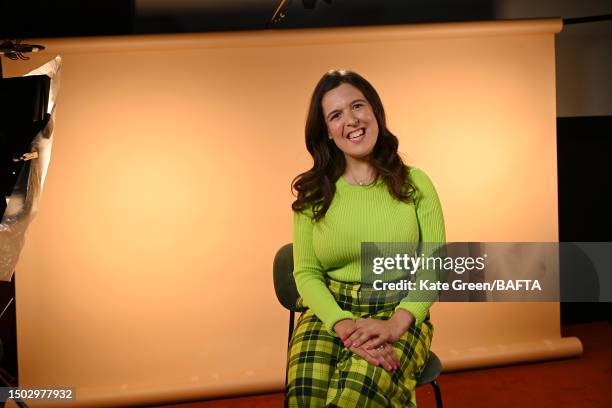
[348,172,376,186]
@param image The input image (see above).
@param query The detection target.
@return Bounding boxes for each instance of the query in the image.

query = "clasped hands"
[333,309,415,373]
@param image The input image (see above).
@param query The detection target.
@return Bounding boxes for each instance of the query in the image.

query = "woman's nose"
[345,111,359,126]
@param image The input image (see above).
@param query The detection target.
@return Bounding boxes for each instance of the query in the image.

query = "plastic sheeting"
[0,56,61,281]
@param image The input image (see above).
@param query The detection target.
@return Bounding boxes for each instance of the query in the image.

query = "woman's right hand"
[334,319,399,372]
[334,319,358,340]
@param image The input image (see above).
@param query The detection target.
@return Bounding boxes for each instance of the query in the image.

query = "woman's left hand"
[341,309,415,350]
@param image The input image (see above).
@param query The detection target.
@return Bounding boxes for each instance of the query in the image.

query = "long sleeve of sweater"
[293,210,357,333]
[395,169,446,326]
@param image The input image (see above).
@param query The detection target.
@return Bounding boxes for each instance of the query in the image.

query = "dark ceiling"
[0,0,496,38]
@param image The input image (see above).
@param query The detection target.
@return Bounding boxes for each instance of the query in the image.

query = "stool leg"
[288,311,295,346]
[285,311,295,387]
[431,380,443,408]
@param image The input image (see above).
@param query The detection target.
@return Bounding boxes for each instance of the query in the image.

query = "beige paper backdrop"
[3,19,581,407]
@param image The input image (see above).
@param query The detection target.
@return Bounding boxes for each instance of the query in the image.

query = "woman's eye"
[352,103,363,110]
[330,113,340,120]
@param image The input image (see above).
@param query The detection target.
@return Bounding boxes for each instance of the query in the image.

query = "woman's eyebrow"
[326,99,367,120]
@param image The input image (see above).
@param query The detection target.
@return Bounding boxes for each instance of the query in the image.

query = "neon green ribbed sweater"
[292,167,446,334]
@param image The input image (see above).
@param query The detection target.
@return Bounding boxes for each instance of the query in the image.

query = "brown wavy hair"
[292,69,415,221]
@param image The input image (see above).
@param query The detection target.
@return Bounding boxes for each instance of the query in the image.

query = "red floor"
[159,322,612,408]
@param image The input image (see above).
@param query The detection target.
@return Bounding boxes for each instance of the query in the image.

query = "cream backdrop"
[3,19,581,407]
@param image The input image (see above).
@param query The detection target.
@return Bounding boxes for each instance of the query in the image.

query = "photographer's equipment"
[1,41,60,408]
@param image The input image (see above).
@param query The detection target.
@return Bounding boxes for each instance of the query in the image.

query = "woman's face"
[321,82,379,162]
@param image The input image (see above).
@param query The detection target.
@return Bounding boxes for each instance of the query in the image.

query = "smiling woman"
[287,70,446,407]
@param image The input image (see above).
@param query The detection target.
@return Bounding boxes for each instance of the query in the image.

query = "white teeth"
[347,129,365,139]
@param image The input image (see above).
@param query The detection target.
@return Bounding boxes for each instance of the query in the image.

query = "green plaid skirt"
[285,279,433,408]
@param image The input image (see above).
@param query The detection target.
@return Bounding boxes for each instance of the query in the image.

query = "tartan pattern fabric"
[286,279,433,407]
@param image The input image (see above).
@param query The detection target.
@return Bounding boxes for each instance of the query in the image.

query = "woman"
[287,69,445,407]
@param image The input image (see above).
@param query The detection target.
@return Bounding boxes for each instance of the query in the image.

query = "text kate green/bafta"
[372,279,542,292]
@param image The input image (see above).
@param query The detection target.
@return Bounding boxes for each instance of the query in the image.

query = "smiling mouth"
[347,128,365,140]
